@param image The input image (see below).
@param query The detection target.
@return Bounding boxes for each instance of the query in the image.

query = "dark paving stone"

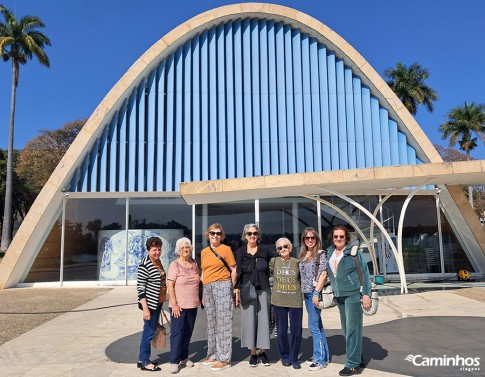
[106,309,484,377]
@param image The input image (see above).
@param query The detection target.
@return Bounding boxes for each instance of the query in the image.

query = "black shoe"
[249,354,258,367]
[141,364,162,372]
[292,362,301,369]
[305,357,314,365]
[282,360,291,367]
[359,361,366,368]
[339,366,361,376]
[258,351,270,366]
[137,361,158,368]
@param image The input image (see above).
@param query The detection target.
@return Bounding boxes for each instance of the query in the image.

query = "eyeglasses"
[277,244,290,251]
[304,236,316,241]
[333,235,345,239]
[246,232,259,237]
[209,231,222,237]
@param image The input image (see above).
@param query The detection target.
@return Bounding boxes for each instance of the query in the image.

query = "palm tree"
[0,5,51,252]
[384,62,438,116]
[439,102,485,206]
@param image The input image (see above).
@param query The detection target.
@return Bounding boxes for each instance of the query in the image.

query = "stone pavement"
[0,283,484,377]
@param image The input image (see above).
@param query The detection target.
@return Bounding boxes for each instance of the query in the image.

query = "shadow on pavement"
[106,314,483,377]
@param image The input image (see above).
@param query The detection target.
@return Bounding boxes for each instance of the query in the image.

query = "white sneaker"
[309,362,324,371]
[180,359,194,367]
[170,363,180,374]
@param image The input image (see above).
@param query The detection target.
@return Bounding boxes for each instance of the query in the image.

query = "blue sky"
[0,0,484,159]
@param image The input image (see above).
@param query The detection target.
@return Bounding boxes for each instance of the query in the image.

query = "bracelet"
[312,290,320,297]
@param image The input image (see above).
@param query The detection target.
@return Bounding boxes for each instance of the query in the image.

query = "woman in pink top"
[167,237,201,374]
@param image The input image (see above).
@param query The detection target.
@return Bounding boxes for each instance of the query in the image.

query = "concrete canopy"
[180,161,485,204]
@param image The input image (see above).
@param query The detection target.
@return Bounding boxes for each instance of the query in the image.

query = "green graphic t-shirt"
[269,257,303,308]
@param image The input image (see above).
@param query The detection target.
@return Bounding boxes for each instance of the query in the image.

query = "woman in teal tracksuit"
[313,226,371,377]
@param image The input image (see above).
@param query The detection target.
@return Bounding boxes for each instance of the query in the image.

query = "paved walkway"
[0,283,484,377]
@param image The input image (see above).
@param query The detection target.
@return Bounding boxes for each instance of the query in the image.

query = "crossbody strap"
[314,250,324,278]
[209,245,232,274]
[351,245,363,286]
[161,308,170,325]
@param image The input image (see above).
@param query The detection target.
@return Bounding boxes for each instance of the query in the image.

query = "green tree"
[0,149,36,241]
[384,62,438,116]
[439,102,485,206]
[434,144,467,162]
[16,119,85,195]
[0,5,51,252]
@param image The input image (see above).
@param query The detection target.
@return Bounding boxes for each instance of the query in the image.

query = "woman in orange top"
[200,223,237,371]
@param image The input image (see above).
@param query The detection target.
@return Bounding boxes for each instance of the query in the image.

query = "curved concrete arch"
[0,3,446,288]
[303,195,378,275]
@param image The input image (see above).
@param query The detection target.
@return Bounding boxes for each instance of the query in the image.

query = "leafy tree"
[16,119,85,194]
[473,186,485,224]
[439,102,485,207]
[0,149,36,240]
[384,62,438,116]
[0,5,51,252]
[439,102,485,157]
[434,144,467,162]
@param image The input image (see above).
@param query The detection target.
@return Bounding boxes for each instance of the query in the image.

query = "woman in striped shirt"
[137,236,167,371]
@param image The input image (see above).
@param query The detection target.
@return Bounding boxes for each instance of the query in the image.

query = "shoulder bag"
[315,251,337,309]
[351,245,379,316]
[151,309,170,349]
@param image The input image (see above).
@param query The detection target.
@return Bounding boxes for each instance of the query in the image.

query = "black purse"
[240,279,257,305]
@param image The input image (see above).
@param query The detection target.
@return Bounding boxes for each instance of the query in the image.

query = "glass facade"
[23,194,475,284]
[64,198,125,281]
[24,215,62,283]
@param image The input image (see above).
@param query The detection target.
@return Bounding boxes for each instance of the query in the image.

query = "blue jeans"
[170,307,198,364]
[138,303,163,367]
[273,305,303,364]
[303,292,330,365]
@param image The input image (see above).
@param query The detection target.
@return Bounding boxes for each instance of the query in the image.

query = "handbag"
[240,280,257,306]
[351,245,379,316]
[313,252,336,309]
[318,281,337,309]
[151,309,170,349]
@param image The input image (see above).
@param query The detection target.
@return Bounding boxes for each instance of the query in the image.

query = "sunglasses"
[304,236,316,241]
[277,244,290,251]
[209,231,222,237]
[333,235,345,239]
[246,231,259,237]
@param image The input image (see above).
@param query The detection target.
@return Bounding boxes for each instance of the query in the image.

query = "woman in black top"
[234,223,273,367]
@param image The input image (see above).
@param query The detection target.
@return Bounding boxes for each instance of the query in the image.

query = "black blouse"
[235,245,273,290]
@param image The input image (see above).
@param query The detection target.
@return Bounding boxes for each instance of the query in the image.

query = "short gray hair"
[175,237,193,255]
[241,223,262,242]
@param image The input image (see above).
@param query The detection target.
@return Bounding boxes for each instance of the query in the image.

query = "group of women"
[136,224,371,377]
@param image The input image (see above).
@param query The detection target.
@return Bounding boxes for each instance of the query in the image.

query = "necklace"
[177,258,193,270]
[247,245,258,255]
